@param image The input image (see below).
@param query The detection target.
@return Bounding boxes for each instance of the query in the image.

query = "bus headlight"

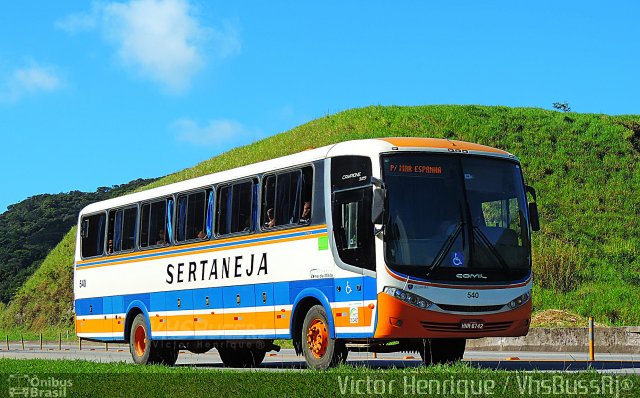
[384,287,433,309]
[508,291,531,309]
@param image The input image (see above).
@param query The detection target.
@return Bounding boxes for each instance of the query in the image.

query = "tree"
[552,102,571,112]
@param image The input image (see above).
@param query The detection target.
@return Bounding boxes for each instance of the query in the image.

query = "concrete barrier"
[467,327,640,353]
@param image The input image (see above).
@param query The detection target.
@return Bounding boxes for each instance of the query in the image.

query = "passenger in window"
[197,229,206,239]
[264,208,275,229]
[156,229,167,245]
[299,202,311,224]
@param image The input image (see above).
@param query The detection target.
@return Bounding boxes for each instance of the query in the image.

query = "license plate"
[460,320,484,330]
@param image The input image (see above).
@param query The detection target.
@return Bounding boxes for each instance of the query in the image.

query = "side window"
[216,180,255,236]
[107,206,137,253]
[261,166,313,229]
[332,188,375,270]
[80,213,106,258]
[176,190,209,242]
[140,199,168,248]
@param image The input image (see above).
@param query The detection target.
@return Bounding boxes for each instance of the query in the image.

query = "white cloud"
[57,0,241,94]
[172,118,257,146]
[0,65,62,103]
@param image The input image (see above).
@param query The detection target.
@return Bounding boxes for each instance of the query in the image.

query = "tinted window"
[332,188,375,270]
[176,190,209,242]
[262,167,313,229]
[80,213,106,258]
[140,200,168,248]
[382,154,531,281]
[216,181,254,236]
[107,207,137,253]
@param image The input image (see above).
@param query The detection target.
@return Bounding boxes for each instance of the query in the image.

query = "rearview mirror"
[525,185,540,231]
[528,202,540,231]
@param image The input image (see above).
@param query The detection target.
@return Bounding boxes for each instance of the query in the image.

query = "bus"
[74,137,540,369]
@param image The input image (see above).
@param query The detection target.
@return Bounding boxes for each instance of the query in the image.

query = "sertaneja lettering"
[166,253,268,284]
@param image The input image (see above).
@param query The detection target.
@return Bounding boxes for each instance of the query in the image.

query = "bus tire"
[218,345,266,368]
[129,313,158,365]
[301,305,348,370]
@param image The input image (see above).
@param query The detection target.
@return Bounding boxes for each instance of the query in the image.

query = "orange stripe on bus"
[75,317,112,334]
[378,137,510,155]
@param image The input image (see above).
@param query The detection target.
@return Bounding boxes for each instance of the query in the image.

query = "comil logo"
[456,273,488,279]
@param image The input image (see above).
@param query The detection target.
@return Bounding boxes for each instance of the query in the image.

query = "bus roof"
[377,137,511,155]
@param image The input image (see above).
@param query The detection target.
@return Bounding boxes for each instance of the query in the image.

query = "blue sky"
[1,1,639,212]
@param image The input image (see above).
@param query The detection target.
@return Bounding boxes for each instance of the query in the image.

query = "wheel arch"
[124,300,151,342]
[290,288,335,355]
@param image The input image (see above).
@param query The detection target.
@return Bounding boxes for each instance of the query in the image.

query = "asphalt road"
[2,342,640,374]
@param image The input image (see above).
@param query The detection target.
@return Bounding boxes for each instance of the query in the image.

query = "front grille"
[420,321,513,332]
[436,303,504,313]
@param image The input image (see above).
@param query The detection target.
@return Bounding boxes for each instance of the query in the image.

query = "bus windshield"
[382,154,531,282]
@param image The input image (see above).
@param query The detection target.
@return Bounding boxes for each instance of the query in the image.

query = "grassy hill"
[1,105,639,331]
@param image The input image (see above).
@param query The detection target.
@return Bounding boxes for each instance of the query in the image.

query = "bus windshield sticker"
[451,252,464,267]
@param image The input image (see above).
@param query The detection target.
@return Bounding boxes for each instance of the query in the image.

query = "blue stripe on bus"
[76,228,328,268]
[75,277,377,316]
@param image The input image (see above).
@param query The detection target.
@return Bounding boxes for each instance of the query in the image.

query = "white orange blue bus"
[74,137,540,369]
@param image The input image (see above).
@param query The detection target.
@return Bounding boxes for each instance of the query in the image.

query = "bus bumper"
[373,292,531,339]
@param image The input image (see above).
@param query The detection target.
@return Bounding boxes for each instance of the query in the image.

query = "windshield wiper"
[426,222,463,276]
[472,226,511,274]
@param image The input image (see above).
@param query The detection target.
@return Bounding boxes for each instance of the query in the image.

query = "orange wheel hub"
[307,319,328,358]
[134,325,147,357]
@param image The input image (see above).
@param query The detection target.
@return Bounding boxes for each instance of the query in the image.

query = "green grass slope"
[2,105,639,331]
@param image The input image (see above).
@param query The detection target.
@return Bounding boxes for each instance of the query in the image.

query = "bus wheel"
[218,346,266,368]
[301,305,347,370]
[129,313,179,365]
[129,313,157,365]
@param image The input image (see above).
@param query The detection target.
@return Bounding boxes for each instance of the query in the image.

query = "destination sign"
[387,164,443,174]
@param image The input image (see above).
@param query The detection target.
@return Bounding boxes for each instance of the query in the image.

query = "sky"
[1,1,639,212]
